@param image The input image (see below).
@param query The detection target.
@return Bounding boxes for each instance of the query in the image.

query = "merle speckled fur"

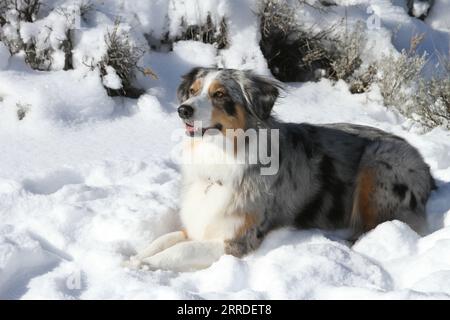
[177,68,436,257]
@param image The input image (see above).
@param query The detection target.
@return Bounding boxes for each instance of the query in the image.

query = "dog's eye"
[214,91,225,98]
[189,88,196,95]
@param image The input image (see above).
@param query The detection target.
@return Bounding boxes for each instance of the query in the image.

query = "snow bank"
[427,0,450,32]
[0,226,62,299]
[1,74,450,299]
[354,221,450,296]
[173,41,217,67]
[0,69,115,125]
[0,0,450,300]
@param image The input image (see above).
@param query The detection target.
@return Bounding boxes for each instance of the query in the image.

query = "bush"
[155,13,229,52]
[0,1,82,71]
[348,64,377,94]
[0,0,40,24]
[414,61,450,129]
[329,21,365,82]
[376,49,426,114]
[96,20,147,98]
[177,13,228,49]
[258,0,335,82]
[0,2,7,26]
[258,0,366,83]
[0,0,41,56]
[24,37,53,70]
[407,0,434,20]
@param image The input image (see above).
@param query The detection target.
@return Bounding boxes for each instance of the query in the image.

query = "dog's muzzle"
[178,104,194,119]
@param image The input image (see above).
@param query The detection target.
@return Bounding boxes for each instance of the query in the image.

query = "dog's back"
[243,121,435,239]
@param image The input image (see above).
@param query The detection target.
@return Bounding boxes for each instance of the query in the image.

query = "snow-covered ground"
[1,0,450,299]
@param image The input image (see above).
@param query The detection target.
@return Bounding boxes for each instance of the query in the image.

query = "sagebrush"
[414,60,450,129]
[96,21,146,98]
[257,0,365,83]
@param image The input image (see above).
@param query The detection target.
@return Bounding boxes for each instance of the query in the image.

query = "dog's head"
[176,67,281,136]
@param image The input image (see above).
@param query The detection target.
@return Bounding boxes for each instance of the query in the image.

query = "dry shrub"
[329,21,365,81]
[258,0,336,82]
[376,50,426,113]
[407,0,434,20]
[96,20,147,98]
[1,0,40,23]
[349,64,377,94]
[154,13,229,52]
[177,14,228,49]
[258,0,366,83]
[0,1,85,71]
[414,60,450,129]
[0,0,41,55]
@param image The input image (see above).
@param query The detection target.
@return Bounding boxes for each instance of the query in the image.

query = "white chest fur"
[180,136,246,241]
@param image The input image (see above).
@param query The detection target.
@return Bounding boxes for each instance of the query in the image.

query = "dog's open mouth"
[184,122,222,137]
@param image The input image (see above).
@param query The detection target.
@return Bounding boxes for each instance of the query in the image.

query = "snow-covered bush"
[407,0,434,20]
[329,21,365,82]
[414,61,450,129]
[95,21,147,98]
[361,33,449,130]
[257,0,366,83]
[348,64,377,94]
[176,13,228,50]
[0,1,85,70]
[258,0,335,82]
[0,0,40,24]
[52,2,94,70]
[376,49,426,114]
[0,0,41,55]
[152,12,228,52]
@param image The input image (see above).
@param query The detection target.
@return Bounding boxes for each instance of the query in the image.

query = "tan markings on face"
[189,78,203,96]
[211,104,247,133]
[210,101,247,157]
[208,80,226,98]
[352,167,378,231]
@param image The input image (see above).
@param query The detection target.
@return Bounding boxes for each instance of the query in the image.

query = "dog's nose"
[178,104,194,119]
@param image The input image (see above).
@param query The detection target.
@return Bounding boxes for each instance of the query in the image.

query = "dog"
[125,67,435,272]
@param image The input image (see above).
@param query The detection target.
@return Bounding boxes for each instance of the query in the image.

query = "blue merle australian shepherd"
[125,67,435,272]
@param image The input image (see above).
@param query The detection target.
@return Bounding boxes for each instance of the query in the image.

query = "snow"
[102,66,122,90]
[0,42,9,70]
[0,69,116,125]
[172,41,217,67]
[427,0,450,33]
[412,1,431,18]
[0,0,450,300]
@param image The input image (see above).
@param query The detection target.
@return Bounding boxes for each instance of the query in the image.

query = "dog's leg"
[135,231,188,259]
[224,225,265,258]
[141,240,225,272]
[123,231,187,269]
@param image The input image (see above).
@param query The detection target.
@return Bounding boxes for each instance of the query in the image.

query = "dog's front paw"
[121,256,144,270]
[122,256,161,271]
[133,231,188,260]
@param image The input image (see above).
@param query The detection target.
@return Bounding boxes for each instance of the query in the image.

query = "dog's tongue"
[186,124,196,134]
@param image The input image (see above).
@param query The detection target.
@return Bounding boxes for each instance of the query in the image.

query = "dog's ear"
[242,72,282,121]
[177,67,202,103]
